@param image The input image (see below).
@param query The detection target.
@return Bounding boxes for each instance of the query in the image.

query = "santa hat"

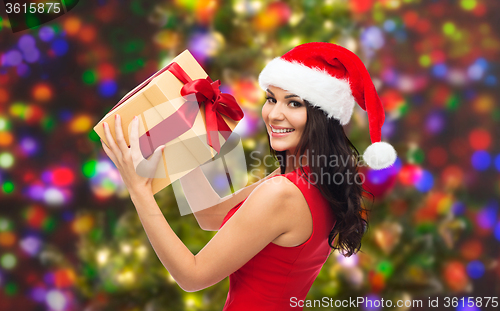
[258,42,397,170]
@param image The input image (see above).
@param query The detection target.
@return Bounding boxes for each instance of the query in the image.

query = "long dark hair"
[267,100,373,257]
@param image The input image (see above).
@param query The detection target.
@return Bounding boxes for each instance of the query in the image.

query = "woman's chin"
[270,144,292,152]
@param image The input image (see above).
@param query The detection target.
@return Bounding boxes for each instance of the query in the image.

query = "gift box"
[93,50,244,195]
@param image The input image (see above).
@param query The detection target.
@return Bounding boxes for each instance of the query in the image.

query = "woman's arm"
[180,166,281,231]
[130,175,303,292]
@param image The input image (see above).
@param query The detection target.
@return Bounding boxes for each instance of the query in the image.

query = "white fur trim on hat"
[363,141,398,170]
[258,58,356,125]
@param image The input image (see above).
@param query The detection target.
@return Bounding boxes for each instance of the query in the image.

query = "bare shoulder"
[247,175,306,215]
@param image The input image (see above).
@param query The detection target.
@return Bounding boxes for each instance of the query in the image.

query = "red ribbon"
[169,63,244,153]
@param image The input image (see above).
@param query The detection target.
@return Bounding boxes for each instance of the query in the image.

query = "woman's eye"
[289,101,302,108]
[265,97,276,103]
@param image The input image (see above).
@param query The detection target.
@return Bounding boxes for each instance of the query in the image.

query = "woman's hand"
[100,114,165,196]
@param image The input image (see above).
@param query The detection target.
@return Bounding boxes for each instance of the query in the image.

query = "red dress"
[220,165,337,310]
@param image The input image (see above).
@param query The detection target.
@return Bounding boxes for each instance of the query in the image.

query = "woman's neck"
[284,150,309,174]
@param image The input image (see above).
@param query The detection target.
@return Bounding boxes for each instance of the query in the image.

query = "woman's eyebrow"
[284,94,300,99]
[266,89,275,96]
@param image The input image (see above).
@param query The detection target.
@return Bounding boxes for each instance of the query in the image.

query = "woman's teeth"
[271,128,295,133]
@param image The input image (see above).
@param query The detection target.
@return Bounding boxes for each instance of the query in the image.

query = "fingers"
[129,116,140,151]
[102,121,123,159]
[101,139,118,164]
[114,114,129,153]
[150,145,166,168]
[129,116,144,167]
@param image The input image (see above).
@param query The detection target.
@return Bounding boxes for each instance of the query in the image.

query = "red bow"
[169,63,244,153]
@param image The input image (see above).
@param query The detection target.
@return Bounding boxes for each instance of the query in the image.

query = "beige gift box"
[94,50,243,195]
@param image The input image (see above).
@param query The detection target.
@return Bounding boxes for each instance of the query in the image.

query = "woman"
[100,42,397,310]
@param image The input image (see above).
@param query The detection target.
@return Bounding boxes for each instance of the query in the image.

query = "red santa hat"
[258,42,397,170]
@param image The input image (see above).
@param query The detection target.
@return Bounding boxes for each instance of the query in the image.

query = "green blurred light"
[0,218,13,231]
[419,54,431,67]
[446,94,460,110]
[443,22,456,36]
[177,0,196,11]
[0,116,10,131]
[131,0,146,15]
[121,58,145,73]
[25,14,40,29]
[399,101,409,116]
[52,24,62,34]
[373,10,385,23]
[461,0,477,10]
[88,130,100,142]
[124,40,145,53]
[10,103,26,118]
[103,278,118,293]
[41,115,56,132]
[42,217,57,233]
[83,263,97,278]
[102,178,116,190]
[492,108,500,121]
[408,148,425,164]
[89,228,103,242]
[1,253,16,269]
[2,181,15,194]
[376,260,394,278]
[63,0,78,6]
[82,70,98,85]
[4,281,17,296]
[0,153,14,168]
[83,160,97,178]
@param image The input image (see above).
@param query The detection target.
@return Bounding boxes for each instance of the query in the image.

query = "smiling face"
[261,85,307,156]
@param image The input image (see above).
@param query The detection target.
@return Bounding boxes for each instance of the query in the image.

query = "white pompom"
[362,141,397,170]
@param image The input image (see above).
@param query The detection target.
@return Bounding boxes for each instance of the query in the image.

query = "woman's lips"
[269,125,295,137]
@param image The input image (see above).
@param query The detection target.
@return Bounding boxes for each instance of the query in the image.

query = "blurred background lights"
[23,48,40,64]
[494,221,500,241]
[30,286,47,303]
[360,26,385,50]
[69,115,93,133]
[121,243,132,254]
[432,63,448,78]
[468,128,491,150]
[495,154,500,172]
[383,19,396,32]
[476,202,497,229]
[471,150,490,171]
[415,169,434,192]
[425,111,445,134]
[17,62,30,77]
[27,184,45,200]
[466,260,485,279]
[44,187,65,206]
[33,83,53,102]
[117,269,135,284]
[336,252,359,267]
[98,80,118,97]
[51,38,69,56]
[52,167,75,187]
[0,152,14,168]
[1,253,17,269]
[20,137,38,156]
[20,235,43,256]
[46,289,66,311]
[39,26,55,42]
[0,0,498,308]
[3,50,23,67]
[90,159,123,198]
[96,249,109,265]
[18,34,36,50]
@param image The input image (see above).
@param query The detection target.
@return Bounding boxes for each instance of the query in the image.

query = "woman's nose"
[268,102,285,120]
